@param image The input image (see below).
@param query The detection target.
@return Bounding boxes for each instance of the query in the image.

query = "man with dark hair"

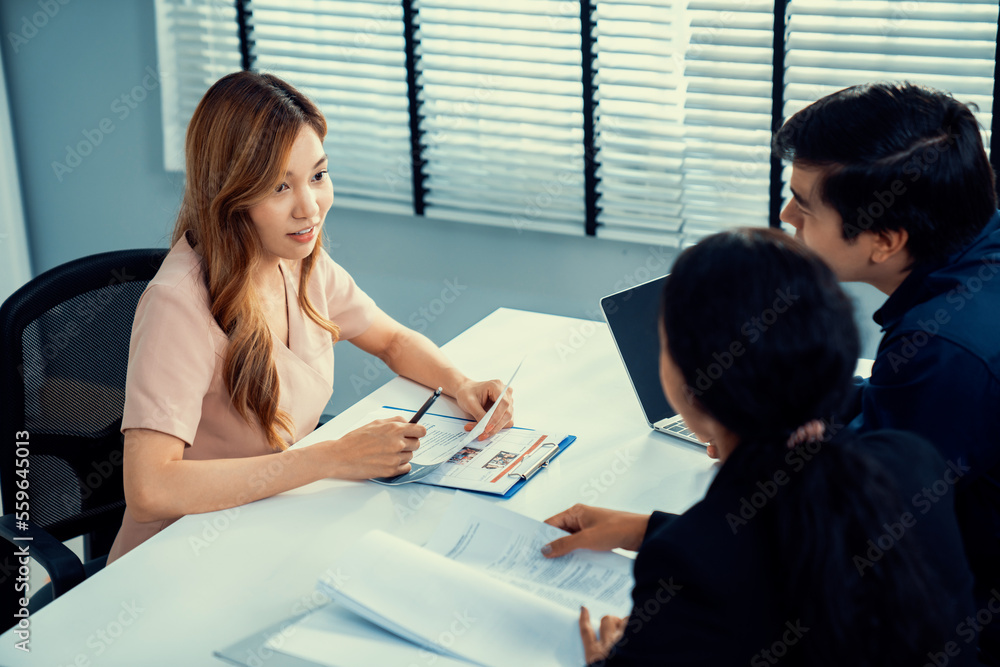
[773,82,1000,664]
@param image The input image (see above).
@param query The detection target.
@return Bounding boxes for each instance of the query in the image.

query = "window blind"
[414,0,586,234]
[783,0,999,220]
[594,0,775,246]
[154,0,242,172]
[592,0,688,245]
[155,1,1000,242]
[250,0,414,215]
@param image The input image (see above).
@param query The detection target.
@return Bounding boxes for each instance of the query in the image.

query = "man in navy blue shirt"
[774,83,1000,664]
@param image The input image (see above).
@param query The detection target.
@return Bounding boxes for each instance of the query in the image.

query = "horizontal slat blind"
[680,0,774,241]
[154,0,242,172]
[783,0,999,221]
[414,0,586,234]
[592,0,687,245]
[594,0,775,245]
[787,1,996,130]
[156,2,1000,240]
[251,0,414,215]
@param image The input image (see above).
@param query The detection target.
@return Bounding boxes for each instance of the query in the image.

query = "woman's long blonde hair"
[173,71,340,451]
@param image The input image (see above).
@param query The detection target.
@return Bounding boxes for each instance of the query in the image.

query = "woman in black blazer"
[543,228,978,666]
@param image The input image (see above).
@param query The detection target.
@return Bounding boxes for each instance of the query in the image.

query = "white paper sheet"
[423,495,634,621]
[263,603,474,667]
[317,530,583,667]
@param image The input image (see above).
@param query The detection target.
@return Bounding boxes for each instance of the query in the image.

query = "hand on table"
[327,417,425,479]
[454,379,514,440]
[541,504,651,557]
[580,607,626,664]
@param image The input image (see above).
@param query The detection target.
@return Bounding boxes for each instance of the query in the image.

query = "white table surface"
[0,308,719,667]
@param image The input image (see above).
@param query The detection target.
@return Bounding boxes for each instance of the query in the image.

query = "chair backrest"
[0,248,168,557]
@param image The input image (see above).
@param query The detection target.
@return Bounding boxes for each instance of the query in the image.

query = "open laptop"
[600,275,704,446]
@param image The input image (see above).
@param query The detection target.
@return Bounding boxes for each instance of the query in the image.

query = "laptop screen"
[600,274,675,426]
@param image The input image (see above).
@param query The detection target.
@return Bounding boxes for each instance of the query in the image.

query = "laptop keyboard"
[665,421,697,440]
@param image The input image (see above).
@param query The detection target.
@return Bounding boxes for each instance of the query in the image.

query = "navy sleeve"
[841,375,867,425]
[643,511,677,537]
[596,534,725,667]
[859,335,1000,487]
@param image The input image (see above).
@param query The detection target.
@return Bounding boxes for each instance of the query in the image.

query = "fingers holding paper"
[456,378,514,440]
[542,504,651,557]
[580,606,626,664]
[327,417,425,479]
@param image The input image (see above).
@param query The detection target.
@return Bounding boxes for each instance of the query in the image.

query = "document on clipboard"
[366,405,574,496]
[368,360,575,496]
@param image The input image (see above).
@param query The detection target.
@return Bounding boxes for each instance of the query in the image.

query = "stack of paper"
[247,495,635,667]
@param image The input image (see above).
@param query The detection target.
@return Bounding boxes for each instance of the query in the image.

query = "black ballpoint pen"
[410,387,442,424]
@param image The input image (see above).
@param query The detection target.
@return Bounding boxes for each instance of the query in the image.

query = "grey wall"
[1,0,885,417]
[1,0,184,263]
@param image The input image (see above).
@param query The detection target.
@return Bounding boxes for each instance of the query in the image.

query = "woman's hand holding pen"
[454,379,514,440]
[322,418,425,480]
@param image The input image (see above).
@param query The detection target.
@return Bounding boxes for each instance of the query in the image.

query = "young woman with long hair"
[107,71,512,562]
[542,229,976,665]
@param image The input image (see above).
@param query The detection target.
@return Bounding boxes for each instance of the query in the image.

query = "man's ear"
[869,227,910,265]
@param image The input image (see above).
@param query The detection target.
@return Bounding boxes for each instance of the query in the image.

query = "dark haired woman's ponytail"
[773,437,952,665]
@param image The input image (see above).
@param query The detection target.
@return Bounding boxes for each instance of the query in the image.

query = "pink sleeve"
[121,283,219,444]
[318,249,378,340]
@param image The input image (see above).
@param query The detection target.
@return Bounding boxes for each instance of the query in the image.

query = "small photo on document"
[447,446,482,466]
[483,451,518,470]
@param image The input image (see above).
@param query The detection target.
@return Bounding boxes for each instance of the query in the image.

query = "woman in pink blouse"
[107,72,513,563]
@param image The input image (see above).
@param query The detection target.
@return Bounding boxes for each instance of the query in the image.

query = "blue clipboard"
[490,433,576,499]
[374,406,576,499]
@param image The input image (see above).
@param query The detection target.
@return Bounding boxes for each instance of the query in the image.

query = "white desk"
[0,308,716,667]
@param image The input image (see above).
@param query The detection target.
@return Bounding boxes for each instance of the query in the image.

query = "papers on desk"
[255,495,635,667]
[364,406,575,496]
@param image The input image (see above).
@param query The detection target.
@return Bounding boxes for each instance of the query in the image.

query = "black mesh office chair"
[0,248,167,630]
